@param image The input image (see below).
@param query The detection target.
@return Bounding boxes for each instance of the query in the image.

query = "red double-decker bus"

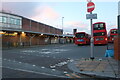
[108,29,118,43]
[74,32,90,46]
[93,22,108,45]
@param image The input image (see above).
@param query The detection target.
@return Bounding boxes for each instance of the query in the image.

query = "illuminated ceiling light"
[22,32,25,34]
[0,31,5,34]
[41,34,43,35]
[0,31,4,34]
[14,32,18,35]
[21,32,26,36]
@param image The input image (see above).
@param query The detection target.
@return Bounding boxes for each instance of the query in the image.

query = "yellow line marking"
[65,74,74,78]
[65,73,81,78]
[71,73,81,78]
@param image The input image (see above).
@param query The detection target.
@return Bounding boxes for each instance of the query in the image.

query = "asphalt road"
[2,43,113,79]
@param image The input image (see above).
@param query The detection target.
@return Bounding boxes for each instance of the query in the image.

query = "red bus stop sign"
[87,2,95,12]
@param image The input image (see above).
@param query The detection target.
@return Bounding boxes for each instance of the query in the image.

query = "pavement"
[68,57,120,78]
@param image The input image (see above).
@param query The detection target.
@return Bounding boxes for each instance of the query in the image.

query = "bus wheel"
[78,44,80,46]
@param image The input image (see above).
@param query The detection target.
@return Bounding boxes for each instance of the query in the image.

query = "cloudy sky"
[1,0,119,34]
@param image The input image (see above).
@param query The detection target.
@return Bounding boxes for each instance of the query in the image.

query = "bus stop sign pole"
[87,1,95,60]
[90,12,94,60]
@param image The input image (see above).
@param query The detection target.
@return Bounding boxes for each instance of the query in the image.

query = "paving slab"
[68,58,119,78]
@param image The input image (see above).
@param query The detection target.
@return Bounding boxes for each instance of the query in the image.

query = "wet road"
[2,44,111,78]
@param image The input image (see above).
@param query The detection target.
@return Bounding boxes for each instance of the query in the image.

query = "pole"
[62,17,64,34]
[30,19,31,31]
[20,34,22,46]
[90,12,94,60]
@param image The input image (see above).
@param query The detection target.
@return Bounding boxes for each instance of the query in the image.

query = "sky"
[0,0,119,34]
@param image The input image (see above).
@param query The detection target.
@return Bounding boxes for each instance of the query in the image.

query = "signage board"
[86,14,97,19]
[87,2,95,12]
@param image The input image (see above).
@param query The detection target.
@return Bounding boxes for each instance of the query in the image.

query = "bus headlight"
[105,38,107,41]
[112,38,114,40]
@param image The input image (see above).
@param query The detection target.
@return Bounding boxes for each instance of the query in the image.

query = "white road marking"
[41,66,45,68]
[63,71,68,74]
[1,66,66,78]
[50,66,56,68]
[32,65,36,67]
[19,62,22,63]
[52,69,56,71]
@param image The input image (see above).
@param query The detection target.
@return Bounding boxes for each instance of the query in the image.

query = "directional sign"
[86,14,97,19]
[119,1,120,15]
[87,2,95,12]
[87,0,92,2]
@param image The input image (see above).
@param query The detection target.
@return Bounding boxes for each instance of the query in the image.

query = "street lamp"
[62,17,64,34]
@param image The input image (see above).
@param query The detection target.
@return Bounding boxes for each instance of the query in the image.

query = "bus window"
[111,30,118,34]
[93,23,105,30]
[75,33,85,38]
[93,32,106,36]
[85,34,88,38]
[111,35,117,37]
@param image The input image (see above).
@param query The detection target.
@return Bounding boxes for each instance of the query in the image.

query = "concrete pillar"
[114,36,120,60]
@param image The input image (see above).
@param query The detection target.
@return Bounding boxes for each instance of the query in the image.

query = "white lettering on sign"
[86,14,97,19]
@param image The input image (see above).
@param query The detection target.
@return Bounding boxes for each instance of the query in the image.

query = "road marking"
[65,73,81,78]
[71,73,81,78]
[65,74,74,78]
[50,65,56,68]
[32,65,36,67]
[63,71,68,74]
[19,62,22,64]
[1,66,66,78]
[52,69,56,71]
[41,66,45,68]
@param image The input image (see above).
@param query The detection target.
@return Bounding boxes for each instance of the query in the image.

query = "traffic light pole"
[90,12,94,60]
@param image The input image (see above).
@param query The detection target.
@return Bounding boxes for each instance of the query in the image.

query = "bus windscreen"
[93,23,105,30]
[111,30,118,34]
[111,35,117,37]
[94,32,106,36]
[75,33,85,38]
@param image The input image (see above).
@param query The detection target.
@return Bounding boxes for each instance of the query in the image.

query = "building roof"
[0,11,62,31]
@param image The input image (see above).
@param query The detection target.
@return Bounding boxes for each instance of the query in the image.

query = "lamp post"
[62,17,64,34]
